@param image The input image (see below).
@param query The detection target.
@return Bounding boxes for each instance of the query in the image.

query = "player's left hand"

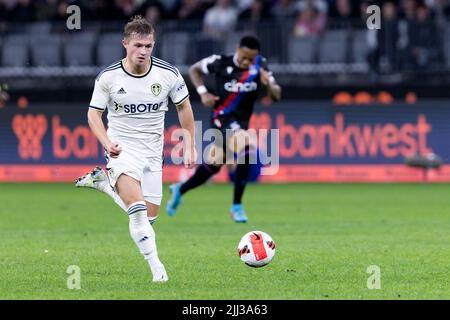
[183,146,197,169]
[260,68,274,86]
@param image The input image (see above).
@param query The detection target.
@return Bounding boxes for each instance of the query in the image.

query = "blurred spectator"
[0,1,11,23]
[50,0,69,21]
[118,0,137,18]
[271,0,298,21]
[395,0,418,71]
[173,0,207,20]
[292,3,327,37]
[368,1,400,73]
[239,0,271,30]
[329,0,359,27]
[88,0,136,21]
[35,0,55,21]
[427,0,450,28]
[144,4,162,24]
[10,0,36,22]
[329,0,353,17]
[359,0,370,22]
[236,0,255,12]
[203,0,238,40]
[409,4,440,69]
[134,1,166,24]
[158,0,178,14]
[400,0,418,19]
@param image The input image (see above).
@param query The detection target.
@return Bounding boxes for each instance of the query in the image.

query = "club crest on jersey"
[151,83,162,96]
[249,65,258,75]
[226,66,233,74]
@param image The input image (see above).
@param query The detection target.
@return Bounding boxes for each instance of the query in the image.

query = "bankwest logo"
[12,114,47,160]
[12,114,100,160]
[276,113,432,158]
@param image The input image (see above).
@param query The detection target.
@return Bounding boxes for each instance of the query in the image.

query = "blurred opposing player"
[75,16,196,282]
[166,35,281,223]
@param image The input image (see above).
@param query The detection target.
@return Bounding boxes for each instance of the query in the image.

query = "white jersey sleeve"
[89,74,110,111]
[169,70,190,105]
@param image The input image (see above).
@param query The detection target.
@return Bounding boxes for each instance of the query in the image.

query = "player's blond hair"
[123,15,155,39]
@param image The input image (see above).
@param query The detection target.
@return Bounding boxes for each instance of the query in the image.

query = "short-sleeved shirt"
[89,57,189,157]
[200,54,268,129]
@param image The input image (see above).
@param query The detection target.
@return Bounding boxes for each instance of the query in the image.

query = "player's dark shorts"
[211,116,249,152]
[211,116,248,133]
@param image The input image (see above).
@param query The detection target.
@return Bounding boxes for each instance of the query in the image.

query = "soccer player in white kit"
[75,16,196,282]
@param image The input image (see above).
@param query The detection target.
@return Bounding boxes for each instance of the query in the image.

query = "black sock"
[180,164,221,195]
[233,147,252,205]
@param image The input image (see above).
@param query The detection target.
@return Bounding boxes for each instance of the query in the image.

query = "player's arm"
[88,75,121,157]
[175,99,197,168]
[189,59,219,107]
[87,108,121,158]
[260,68,282,102]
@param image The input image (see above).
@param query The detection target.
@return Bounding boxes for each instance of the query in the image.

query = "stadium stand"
[0,0,449,87]
[1,34,30,67]
[160,31,190,65]
[318,30,349,63]
[30,35,63,67]
[288,35,318,63]
[64,32,97,66]
[351,30,369,63]
[97,33,125,67]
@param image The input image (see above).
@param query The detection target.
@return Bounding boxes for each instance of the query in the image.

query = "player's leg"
[141,169,162,225]
[75,166,127,212]
[228,129,257,223]
[166,143,223,216]
[115,173,168,282]
[146,201,160,225]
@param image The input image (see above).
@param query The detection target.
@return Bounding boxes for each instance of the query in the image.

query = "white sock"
[98,181,127,212]
[127,201,163,275]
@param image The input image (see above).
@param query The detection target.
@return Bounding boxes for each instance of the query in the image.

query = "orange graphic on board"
[12,114,48,160]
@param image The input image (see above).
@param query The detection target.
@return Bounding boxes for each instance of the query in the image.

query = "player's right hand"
[183,146,197,169]
[105,141,122,158]
[200,93,219,107]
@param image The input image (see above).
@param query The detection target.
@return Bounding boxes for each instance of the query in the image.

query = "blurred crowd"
[1,0,449,38]
[0,0,449,31]
[0,0,449,73]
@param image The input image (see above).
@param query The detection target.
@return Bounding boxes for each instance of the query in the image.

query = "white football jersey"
[89,57,189,157]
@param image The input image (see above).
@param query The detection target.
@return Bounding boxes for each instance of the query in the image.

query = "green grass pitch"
[1,182,450,299]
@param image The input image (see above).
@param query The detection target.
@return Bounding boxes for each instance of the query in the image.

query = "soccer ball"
[238,231,276,268]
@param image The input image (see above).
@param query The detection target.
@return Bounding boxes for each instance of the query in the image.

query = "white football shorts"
[105,149,163,206]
